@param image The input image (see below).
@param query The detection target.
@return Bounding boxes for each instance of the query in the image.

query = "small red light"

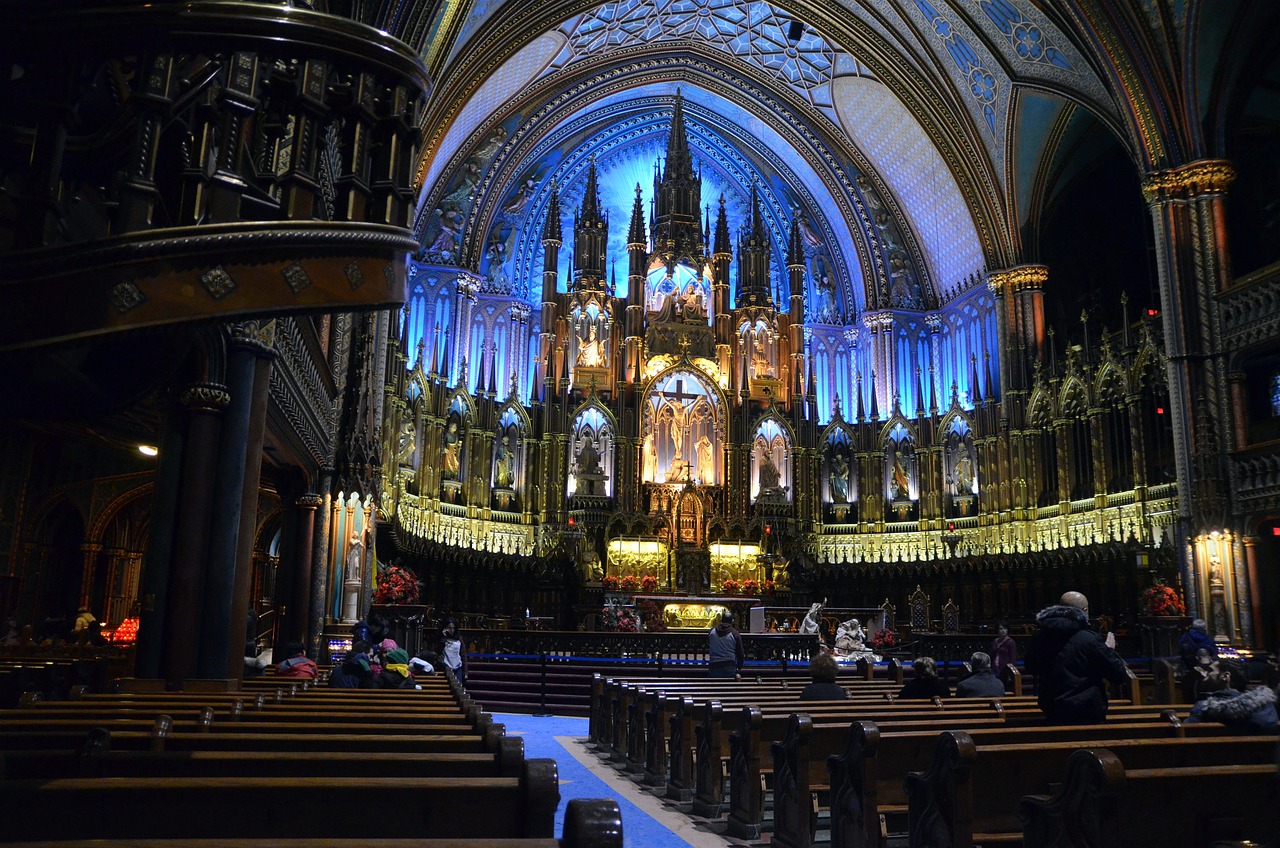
[1156,407,1164,414]
[1147,309,1159,316]
[948,522,955,531]
[765,525,772,535]
[568,515,575,527]
[1272,527,1280,536]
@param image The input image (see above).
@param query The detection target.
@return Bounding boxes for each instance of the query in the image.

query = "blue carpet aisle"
[495,713,742,848]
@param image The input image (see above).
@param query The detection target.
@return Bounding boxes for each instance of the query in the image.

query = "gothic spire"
[787,213,804,267]
[714,194,731,256]
[664,88,694,182]
[627,183,646,247]
[542,182,562,244]
[579,156,603,224]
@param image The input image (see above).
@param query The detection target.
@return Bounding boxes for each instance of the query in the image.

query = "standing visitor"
[1025,591,1129,725]
[990,622,1017,683]
[441,621,467,686]
[708,611,745,679]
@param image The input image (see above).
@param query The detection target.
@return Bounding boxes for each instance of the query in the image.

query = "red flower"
[373,564,421,605]
[619,575,639,593]
[640,575,659,593]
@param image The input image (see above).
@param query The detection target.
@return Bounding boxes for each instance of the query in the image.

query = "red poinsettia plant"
[636,598,666,632]
[741,578,760,597]
[619,575,640,593]
[640,575,659,593]
[1140,581,1186,617]
[721,578,742,596]
[871,628,898,650]
[373,564,421,605]
[601,575,620,591]
[762,580,777,596]
[600,601,638,632]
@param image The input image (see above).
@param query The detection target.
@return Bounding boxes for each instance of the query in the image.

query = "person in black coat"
[897,656,950,699]
[956,651,1006,698]
[329,640,376,689]
[800,651,849,701]
[1025,591,1130,724]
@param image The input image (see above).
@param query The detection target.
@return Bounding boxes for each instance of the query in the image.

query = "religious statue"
[662,394,690,480]
[502,176,537,216]
[695,434,714,483]
[494,435,515,488]
[758,450,782,492]
[890,456,910,500]
[576,438,601,476]
[799,598,827,638]
[834,618,867,656]
[576,324,604,367]
[680,283,706,321]
[829,452,849,501]
[642,433,657,483]
[426,208,463,263]
[442,420,461,479]
[345,532,364,582]
[751,330,773,378]
[396,418,416,467]
[952,452,974,495]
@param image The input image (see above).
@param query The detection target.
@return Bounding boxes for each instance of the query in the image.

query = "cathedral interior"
[2,0,1280,678]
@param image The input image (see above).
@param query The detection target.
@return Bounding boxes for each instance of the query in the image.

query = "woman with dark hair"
[329,640,376,689]
[800,652,848,701]
[897,656,950,699]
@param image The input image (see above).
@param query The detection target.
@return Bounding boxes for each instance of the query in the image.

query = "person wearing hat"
[377,648,418,689]
[708,611,745,679]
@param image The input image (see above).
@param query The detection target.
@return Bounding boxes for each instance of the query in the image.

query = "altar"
[630,595,761,631]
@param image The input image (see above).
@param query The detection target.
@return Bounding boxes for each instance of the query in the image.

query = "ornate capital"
[986,264,1048,294]
[1141,159,1236,204]
[230,319,277,356]
[295,493,325,510]
[181,382,230,412]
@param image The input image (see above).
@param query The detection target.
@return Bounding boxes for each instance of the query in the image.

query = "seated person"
[1186,659,1278,734]
[274,641,319,679]
[329,640,376,689]
[800,651,848,701]
[956,651,1006,698]
[1179,618,1218,671]
[243,640,268,678]
[378,648,419,689]
[897,656,950,699]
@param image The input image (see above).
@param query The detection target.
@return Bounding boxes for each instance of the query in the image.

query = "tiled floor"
[496,713,756,848]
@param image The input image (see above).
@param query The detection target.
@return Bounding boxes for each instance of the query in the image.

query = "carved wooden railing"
[0,1,429,350]
[464,629,820,663]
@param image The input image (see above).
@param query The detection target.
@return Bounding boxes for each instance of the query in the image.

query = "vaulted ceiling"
[353,0,1280,318]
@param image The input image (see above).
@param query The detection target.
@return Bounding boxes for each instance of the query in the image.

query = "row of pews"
[0,668,623,848]
[589,665,1279,848]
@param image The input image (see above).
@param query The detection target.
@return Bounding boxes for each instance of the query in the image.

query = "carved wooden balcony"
[0,1,431,351]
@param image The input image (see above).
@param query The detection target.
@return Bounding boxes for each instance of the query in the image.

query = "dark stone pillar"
[292,494,323,645]
[162,383,228,685]
[224,327,275,680]
[133,403,187,679]
[308,467,335,660]
[197,332,257,678]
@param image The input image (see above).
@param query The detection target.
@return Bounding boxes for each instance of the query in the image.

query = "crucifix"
[659,378,702,478]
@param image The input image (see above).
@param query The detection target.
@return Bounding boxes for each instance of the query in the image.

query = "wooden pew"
[823,716,1242,848]
[0,734,525,779]
[0,759,560,842]
[903,729,1279,848]
[0,798,623,848]
[1019,747,1279,848]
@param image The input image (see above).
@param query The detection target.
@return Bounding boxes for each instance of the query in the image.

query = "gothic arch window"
[751,417,791,502]
[1096,369,1131,491]
[568,405,615,498]
[570,300,610,373]
[884,422,916,503]
[1060,381,1092,500]
[492,405,527,509]
[643,370,722,485]
[741,319,777,380]
[823,426,855,506]
[943,416,978,515]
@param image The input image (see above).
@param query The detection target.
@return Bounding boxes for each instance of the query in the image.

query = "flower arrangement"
[640,575,659,593]
[373,564,421,605]
[636,598,666,632]
[762,579,776,596]
[601,575,620,592]
[619,575,640,593]
[1140,581,1186,617]
[741,578,760,597]
[871,628,898,650]
[721,578,742,595]
[600,600,638,632]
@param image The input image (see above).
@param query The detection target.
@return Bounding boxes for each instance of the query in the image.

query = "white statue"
[800,598,826,637]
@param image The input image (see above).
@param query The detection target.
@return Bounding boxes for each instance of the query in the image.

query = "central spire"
[651,88,704,264]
